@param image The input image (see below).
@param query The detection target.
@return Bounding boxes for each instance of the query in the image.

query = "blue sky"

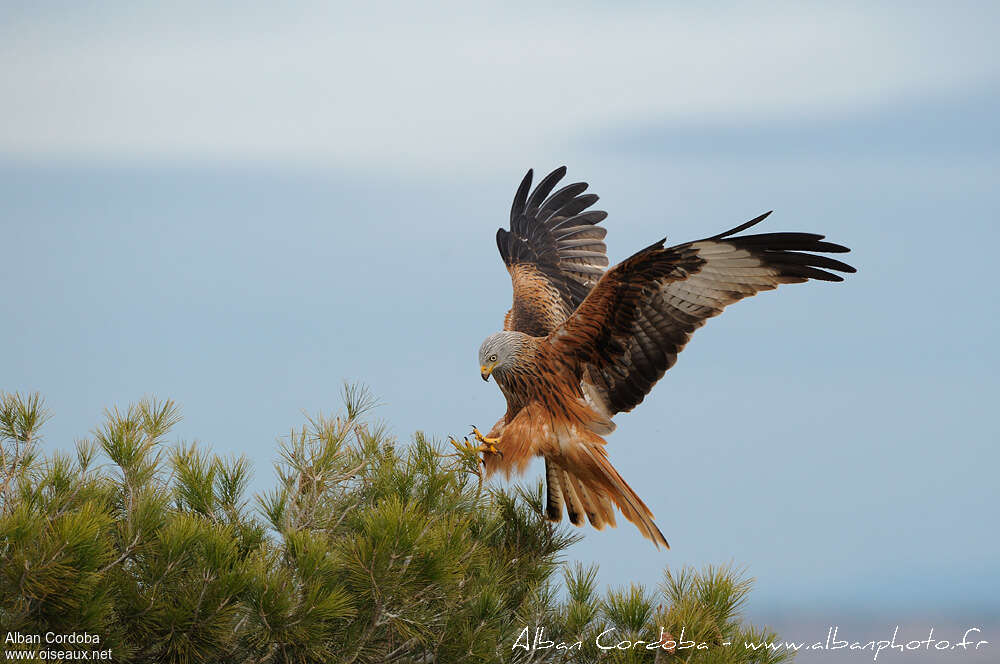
[2,1,998,621]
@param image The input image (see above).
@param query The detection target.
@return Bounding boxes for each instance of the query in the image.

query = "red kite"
[465,167,855,548]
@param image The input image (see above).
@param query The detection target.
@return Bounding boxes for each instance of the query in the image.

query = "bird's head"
[477,331,522,381]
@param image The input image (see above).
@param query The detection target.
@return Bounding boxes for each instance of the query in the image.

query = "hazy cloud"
[2,1,998,173]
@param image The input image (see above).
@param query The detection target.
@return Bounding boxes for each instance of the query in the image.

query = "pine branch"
[1,386,794,663]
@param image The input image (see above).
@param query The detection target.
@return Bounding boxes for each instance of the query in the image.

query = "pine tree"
[1,389,792,663]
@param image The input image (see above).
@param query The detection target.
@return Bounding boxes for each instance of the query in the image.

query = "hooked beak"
[480,362,497,381]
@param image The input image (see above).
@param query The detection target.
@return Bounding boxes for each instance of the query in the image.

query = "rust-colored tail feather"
[560,468,585,526]
[561,439,669,549]
[544,460,564,521]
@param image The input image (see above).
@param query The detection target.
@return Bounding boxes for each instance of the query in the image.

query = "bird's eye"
[489,354,497,362]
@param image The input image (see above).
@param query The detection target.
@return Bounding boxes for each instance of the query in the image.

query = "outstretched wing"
[549,212,856,416]
[497,166,609,336]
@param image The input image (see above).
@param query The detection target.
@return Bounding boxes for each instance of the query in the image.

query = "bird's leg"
[469,426,502,457]
[448,432,501,466]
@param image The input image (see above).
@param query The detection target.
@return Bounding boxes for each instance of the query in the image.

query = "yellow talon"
[447,434,500,470]
[449,435,477,455]
[469,426,502,457]
[448,427,503,463]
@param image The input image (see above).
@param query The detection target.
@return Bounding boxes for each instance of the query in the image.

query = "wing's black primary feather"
[497,166,610,336]
[551,211,856,415]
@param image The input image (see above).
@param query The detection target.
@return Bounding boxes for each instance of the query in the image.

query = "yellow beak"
[480,362,497,381]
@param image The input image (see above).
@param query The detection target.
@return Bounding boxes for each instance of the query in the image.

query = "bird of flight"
[458,166,855,548]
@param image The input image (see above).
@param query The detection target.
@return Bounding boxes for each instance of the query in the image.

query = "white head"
[477,331,525,381]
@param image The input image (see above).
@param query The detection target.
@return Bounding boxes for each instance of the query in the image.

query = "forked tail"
[545,438,669,549]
